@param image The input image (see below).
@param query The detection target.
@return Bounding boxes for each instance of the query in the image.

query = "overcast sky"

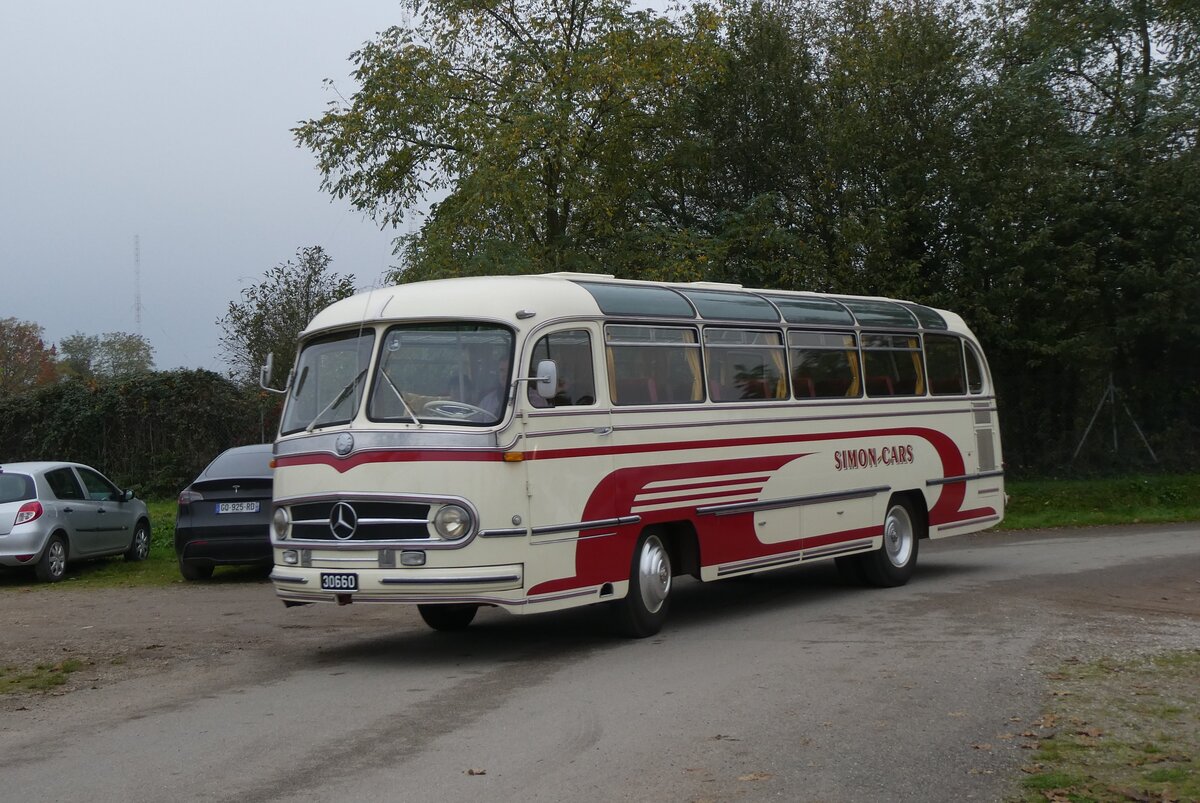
[2,1,410,373]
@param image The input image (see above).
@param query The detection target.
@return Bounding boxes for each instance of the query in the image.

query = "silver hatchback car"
[0,462,151,582]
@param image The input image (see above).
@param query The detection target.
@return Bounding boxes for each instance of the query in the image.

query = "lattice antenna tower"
[134,234,143,335]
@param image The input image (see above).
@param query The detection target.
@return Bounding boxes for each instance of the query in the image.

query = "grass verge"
[0,659,86,693]
[1002,475,1200,530]
[1017,651,1200,802]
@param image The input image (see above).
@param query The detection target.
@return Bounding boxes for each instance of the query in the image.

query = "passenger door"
[75,467,135,553]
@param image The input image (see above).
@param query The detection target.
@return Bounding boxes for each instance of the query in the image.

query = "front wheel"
[610,531,672,638]
[125,521,151,562]
[418,604,478,632]
[859,497,921,587]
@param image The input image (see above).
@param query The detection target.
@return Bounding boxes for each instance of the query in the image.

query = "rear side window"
[704,329,787,401]
[862,334,925,397]
[925,335,966,396]
[788,331,861,398]
[45,468,85,500]
[0,473,35,503]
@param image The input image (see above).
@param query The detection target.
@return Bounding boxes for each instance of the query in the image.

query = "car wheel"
[418,604,478,631]
[610,530,672,638]
[124,520,151,562]
[35,534,68,582]
[179,560,215,581]
[859,496,921,588]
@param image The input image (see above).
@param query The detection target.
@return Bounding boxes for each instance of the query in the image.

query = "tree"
[295,0,721,280]
[218,246,357,386]
[58,332,155,379]
[0,318,57,395]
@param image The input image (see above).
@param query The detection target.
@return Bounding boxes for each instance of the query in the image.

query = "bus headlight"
[272,506,290,538]
[432,504,473,540]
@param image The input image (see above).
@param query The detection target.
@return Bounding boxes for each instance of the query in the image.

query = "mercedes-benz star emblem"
[329,501,358,540]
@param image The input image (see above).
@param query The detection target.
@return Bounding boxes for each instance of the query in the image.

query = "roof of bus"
[302,273,974,338]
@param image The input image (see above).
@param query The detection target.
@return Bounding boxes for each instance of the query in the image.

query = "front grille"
[290,500,431,542]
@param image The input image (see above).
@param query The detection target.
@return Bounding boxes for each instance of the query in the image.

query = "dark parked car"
[175,444,273,580]
[0,461,151,582]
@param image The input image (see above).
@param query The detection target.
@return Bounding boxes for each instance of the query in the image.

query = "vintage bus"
[266,273,1004,636]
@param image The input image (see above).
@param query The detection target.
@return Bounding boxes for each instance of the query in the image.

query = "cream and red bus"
[267,273,1004,636]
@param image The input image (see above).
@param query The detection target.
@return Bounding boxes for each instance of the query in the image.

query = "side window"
[527,329,597,407]
[788,331,861,398]
[862,334,925,397]
[965,343,986,394]
[45,468,85,501]
[77,467,119,501]
[704,329,787,402]
[925,335,966,396]
[606,325,703,405]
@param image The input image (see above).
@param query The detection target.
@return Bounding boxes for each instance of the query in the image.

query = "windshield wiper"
[306,369,367,432]
[378,365,422,428]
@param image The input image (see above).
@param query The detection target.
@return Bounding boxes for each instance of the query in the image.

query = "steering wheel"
[421,399,492,420]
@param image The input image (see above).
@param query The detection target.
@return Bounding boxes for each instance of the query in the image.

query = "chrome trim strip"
[697,485,890,516]
[716,552,802,576]
[530,515,641,536]
[479,528,528,538]
[379,574,521,586]
[532,530,619,546]
[292,517,428,526]
[273,538,452,551]
[926,469,1005,487]
[935,514,1001,533]
[802,538,874,559]
[275,429,502,456]
[270,573,308,584]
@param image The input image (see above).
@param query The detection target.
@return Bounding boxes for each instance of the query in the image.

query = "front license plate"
[320,572,358,592]
[217,501,260,514]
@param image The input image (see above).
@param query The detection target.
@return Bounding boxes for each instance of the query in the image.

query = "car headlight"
[432,504,472,540]
[272,506,290,538]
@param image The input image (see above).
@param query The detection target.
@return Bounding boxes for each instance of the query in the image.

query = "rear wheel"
[125,521,151,561]
[35,534,68,582]
[418,604,478,631]
[611,530,672,638]
[179,560,215,581]
[859,497,921,587]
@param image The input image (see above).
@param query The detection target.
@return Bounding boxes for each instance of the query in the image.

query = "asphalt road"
[1,525,1197,803]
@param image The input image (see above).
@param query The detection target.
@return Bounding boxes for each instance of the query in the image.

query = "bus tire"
[611,530,672,638]
[860,497,920,587]
[418,603,478,632]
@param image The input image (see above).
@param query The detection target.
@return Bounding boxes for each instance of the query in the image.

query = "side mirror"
[535,359,557,399]
[259,353,288,395]
[119,489,136,502]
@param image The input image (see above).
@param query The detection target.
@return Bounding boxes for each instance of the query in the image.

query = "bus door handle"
[593,426,613,436]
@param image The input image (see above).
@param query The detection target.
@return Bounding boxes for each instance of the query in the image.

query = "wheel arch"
[891,489,929,539]
[646,519,701,579]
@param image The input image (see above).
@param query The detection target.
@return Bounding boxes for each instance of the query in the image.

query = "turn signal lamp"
[503,452,524,462]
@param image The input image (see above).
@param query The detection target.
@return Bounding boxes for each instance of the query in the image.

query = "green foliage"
[295,0,723,280]
[217,246,357,387]
[57,331,155,379]
[1002,475,1200,529]
[0,370,276,497]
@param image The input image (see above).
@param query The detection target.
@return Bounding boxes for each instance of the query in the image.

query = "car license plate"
[321,572,358,592]
[217,501,260,514]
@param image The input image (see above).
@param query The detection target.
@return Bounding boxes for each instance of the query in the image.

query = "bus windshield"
[368,323,515,426]
[280,330,376,435]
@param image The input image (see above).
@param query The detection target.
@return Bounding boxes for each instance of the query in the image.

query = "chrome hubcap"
[884,505,914,567]
[48,542,66,577]
[637,535,672,614]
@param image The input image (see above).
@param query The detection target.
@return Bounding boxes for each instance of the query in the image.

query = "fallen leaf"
[466,768,486,776]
